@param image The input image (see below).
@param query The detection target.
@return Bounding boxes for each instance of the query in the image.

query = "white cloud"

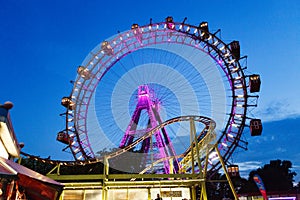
[253,136,269,144]
[235,161,262,171]
[292,164,300,170]
[255,99,300,122]
[276,147,287,153]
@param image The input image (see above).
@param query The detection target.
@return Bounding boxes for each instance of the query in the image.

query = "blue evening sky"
[1,0,300,182]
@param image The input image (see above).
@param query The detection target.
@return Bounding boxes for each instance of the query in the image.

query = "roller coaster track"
[21,115,216,175]
[132,128,216,176]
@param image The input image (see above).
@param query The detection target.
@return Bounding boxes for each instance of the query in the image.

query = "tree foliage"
[240,159,297,193]
[206,171,248,200]
[206,159,298,199]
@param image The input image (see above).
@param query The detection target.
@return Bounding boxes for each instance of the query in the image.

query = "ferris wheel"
[58,17,262,174]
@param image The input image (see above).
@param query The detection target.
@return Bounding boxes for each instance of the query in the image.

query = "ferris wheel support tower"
[119,85,179,174]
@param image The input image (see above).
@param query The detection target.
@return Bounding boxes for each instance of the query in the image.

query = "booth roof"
[0,156,63,186]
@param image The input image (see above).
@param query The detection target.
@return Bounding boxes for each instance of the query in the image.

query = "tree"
[19,156,54,175]
[241,159,297,194]
[206,159,298,199]
[205,171,248,200]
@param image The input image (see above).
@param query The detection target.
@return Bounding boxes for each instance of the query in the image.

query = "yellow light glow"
[0,122,19,157]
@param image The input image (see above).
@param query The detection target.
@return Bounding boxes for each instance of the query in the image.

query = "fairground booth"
[0,102,63,200]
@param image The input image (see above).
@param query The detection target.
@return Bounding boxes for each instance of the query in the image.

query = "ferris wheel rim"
[64,18,249,172]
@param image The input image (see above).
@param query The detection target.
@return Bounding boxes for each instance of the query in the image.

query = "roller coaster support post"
[190,118,207,200]
[189,118,196,174]
[47,163,61,176]
[199,155,208,200]
[191,185,197,200]
[190,118,202,171]
[102,156,109,200]
[214,145,238,200]
[199,144,211,200]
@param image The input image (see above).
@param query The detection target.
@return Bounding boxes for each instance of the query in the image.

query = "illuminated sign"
[161,191,182,197]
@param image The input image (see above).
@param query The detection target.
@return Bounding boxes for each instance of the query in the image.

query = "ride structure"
[58,16,261,173]
[21,16,262,200]
[119,84,179,174]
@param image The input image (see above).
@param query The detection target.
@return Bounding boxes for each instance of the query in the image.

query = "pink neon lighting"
[119,84,178,174]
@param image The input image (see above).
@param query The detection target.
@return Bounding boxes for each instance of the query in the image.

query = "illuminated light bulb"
[231,123,239,127]
[213,40,218,45]
[227,133,234,138]
[90,62,94,65]
[235,76,242,80]
[101,50,104,54]
[95,55,99,59]
[224,52,230,57]
[179,25,182,30]
[208,152,218,159]
[149,25,152,30]
[235,114,243,118]
[119,36,123,41]
[228,59,235,64]
[232,68,239,73]
[113,41,116,44]
[219,45,225,51]
[164,24,167,29]
[207,35,212,40]
[208,160,213,165]
[201,32,205,36]
[236,104,244,107]
[127,33,130,37]
[211,156,219,161]
[186,26,190,32]
[67,118,73,122]
[77,155,83,160]
[193,29,198,34]
[237,95,244,98]
[156,24,159,29]
[222,142,228,147]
